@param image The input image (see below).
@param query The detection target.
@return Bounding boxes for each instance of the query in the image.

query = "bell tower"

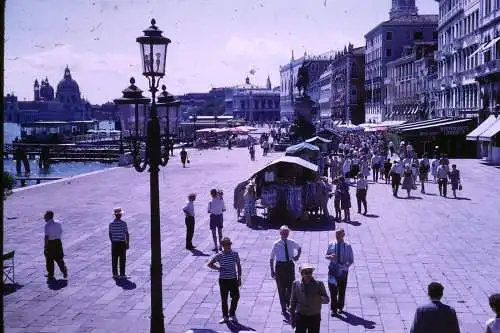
[390,0,418,19]
[34,79,40,101]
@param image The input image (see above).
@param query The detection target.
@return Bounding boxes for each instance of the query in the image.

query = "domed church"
[56,66,82,106]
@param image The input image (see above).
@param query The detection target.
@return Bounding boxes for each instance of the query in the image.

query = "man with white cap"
[109,207,129,279]
[290,263,330,332]
[270,225,302,316]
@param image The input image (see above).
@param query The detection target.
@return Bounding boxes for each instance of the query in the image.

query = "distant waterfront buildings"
[364,0,438,123]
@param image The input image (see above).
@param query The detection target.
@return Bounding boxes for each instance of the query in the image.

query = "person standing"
[436,160,450,197]
[208,188,226,251]
[419,159,428,194]
[402,165,414,198]
[361,157,370,180]
[320,177,332,219]
[410,282,460,333]
[43,210,68,281]
[356,173,368,215]
[325,229,354,315]
[270,225,302,316]
[330,155,340,181]
[290,264,330,333]
[244,182,256,227]
[207,237,242,324]
[486,293,500,333]
[371,154,381,182]
[333,177,342,221]
[383,158,392,184]
[449,164,462,199]
[338,176,351,223]
[431,156,440,183]
[180,148,188,168]
[182,193,196,250]
[109,207,129,279]
[390,160,404,197]
[249,144,256,161]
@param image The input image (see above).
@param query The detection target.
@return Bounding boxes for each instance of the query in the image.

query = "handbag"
[458,184,462,191]
[187,159,190,164]
[412,184,417,190]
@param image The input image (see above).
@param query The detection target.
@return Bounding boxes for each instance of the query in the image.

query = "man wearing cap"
[290,263,330,332]
[410,282,460,333]
[325,228,354,315]
[390,160,404,197]
[43,210,68,280]
[109,207,129,279]
[270,225,302,316]
[207,237,242,324]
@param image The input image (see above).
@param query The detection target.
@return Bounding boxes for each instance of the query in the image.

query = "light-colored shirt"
[437,165,449,179]
[109,219,128,242]
[391,163,403,175]
[356,178,368,190]
[326,241,354,273]
[44,220,62,240]
[208,198,225,215]
[183,201,195,217]
[486,317,500,333]
[270,238,301,262]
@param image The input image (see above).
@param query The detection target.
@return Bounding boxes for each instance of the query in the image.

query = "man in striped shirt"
[208,237,242,324]
[109,207,129,279]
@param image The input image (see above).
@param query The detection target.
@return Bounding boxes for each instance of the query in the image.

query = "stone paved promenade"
[3,147,500,333]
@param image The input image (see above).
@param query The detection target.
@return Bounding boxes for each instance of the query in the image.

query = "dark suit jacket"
[410,301,460,333]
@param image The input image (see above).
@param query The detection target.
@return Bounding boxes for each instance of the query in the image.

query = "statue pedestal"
[289,95,316,141]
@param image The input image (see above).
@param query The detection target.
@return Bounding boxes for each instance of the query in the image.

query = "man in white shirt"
[436,160,450,197]
[356,174,369,215]
[390,160,404,197]
[270,225,302,316]
[208,188,226,251]
[183,193,196,250]
[43,210,67,281]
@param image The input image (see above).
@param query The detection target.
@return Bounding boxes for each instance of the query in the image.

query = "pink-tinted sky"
[4,0,437,104]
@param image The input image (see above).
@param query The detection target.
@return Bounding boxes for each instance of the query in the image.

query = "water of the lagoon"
[3,122,118,184]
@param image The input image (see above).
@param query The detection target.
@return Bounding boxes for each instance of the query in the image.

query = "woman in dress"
[361,157,370,180]
[431,156,440,183]
[418,159,428,194]
[401,165,414,198]
[244,182,256,227]
[338,176,351,222]
[449,164,461,198]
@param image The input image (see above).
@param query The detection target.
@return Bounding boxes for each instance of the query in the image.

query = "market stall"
[243,156,322,222]
[285,142,320,163]
[305,136,332,153]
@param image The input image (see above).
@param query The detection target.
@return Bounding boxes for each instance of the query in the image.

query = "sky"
[4,0,438,104]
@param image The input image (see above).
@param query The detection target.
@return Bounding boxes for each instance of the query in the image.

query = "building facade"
[435,0,482,118]
[385,42,438,121]
[225,77,280,121]
[279,52,332,121]
[365,0,438,123]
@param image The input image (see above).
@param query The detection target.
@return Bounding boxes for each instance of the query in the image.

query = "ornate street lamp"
[192,113,198,142]
[114,18,171,333]
[157,85,181,156]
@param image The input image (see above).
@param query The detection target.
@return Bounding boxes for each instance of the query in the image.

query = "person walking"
[402,165,414,198]
[431,156,440,183]
[320,177,332,219]
[449,164,462,199]
[325,228,354,316]
[410,282,460,333]
[208,188,226,251]
[270,225,302,316]
[244,182,256,227]
[109,207,129,279]
[207,237,242,324]
[436,160,450,197]
[249,144,256,161]
[390,160,403,197]
[180,148,188,168]
[43,210,68,281]
[361,157,370,180]
[383,158,392,184]
[371,154,381,182]
[486,293,500,333]
[419,159,428,194]
[338,176,351,223]
[182,193,196,250]
[330,155,340,181]
[356,173,368,215]
[333,177,342,221]
[290,263,330,333]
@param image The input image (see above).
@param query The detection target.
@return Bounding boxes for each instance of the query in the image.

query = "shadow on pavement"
[3,283,23,295]
[343,220,361,226]
[226,321,256,332]
[115,278,136,290]
[47,279,68,290]
[423,193,437,196]
[189,248,210,257]
[406,196,423,200]
[455,196,471,201]
[184,329,218,333]
[335,311,376,329]
[364,214,379,218]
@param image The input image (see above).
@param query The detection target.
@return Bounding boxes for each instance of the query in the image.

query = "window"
[254,101,259,109]
[386,48,392,57]
[241,101,245,110]
[386,31,392,40]
[433,31,438,39]
[414,31,423,40]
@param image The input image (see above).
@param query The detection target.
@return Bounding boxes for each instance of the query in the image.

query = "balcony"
[476,59,500,79]
[475,64,486,76]
[462,33,480,48]
[453,39,462,51]
[452,73,463,86]
[439,0,464,27]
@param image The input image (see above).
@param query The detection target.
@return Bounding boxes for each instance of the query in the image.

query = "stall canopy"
[390,118,448,132]
[466,115,497,141]
[478,117,500,142]
[398,118,472,133]
[285,142,320,155]
[251,156,318,179]
[305,136,332,144]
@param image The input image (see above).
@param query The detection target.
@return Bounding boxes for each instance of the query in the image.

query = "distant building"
[364,0,438,123]
[3,94,20,123]
[435,0,481,119]
[385,42,438,122]
[279,51,332,121]
[9,66,92,123]
[225,76,280,121]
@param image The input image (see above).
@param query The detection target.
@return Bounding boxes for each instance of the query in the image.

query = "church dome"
[56,66,81,104]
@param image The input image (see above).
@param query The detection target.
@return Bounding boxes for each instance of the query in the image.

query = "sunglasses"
[301,270,313,275]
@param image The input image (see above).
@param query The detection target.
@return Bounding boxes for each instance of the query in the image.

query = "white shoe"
[230,315,238,323]
[219,316,229,324]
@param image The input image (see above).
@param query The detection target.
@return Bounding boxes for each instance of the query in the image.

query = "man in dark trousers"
[109,207,129,279]
[43,210,68,280]
[410,282,460,333]
[270,225,302,316]
[180,148,188,167]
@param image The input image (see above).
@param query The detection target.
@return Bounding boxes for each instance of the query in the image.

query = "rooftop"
[365,14,438,38]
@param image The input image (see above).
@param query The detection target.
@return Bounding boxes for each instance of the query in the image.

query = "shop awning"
[484,36,500,50]
[285,142,320,155]
[466,115,497,141]
[251,156,318,179]
[469,43,487,58]
[305,136,332,143]
[399,118,472,133]
[478,117,500,141]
